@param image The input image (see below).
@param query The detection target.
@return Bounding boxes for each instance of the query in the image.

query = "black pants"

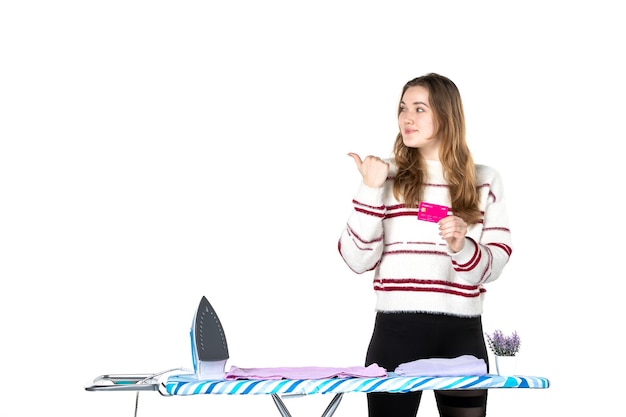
[365,312,489,417]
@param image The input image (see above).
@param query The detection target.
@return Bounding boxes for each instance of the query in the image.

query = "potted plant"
[485,329,520,375]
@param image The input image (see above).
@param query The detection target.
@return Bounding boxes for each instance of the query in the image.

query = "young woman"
[339,73,512,417]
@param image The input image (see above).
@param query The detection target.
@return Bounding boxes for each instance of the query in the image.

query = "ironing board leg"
[320,393,343,417]
[271,393,344,417]
[272,394,294,417]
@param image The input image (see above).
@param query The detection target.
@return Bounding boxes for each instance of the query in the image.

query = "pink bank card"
[417,201,449,223]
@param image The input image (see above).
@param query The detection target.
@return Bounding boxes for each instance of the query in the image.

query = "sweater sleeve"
[338,181,387,274]
[447,168,513,285]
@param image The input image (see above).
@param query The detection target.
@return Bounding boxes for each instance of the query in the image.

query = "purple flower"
[485,330,520,356]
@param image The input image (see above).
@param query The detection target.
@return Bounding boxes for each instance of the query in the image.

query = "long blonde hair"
[392,73,482,225]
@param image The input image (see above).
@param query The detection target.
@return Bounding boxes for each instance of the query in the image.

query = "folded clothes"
[224,364,388,380]
[394,355,487,377]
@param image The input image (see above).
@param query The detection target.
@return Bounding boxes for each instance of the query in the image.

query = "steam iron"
[190,296,229,379]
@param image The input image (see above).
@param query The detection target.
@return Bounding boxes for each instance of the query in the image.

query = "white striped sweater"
[338,160,512,317]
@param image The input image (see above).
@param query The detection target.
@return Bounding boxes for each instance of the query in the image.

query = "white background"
[1,1,623,416]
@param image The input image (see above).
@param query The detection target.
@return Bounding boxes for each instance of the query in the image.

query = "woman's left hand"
[438,214,467,253]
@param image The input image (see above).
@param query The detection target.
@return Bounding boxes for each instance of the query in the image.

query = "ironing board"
[86,372,550,417]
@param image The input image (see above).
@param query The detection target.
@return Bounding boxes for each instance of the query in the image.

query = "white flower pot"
[495,355,517,376]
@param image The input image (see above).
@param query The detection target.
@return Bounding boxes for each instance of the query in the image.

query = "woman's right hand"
[347,153,389,188]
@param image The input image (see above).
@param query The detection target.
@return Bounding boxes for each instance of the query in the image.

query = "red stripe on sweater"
[352,199,385,211]
[372,285,485,298]
[487,242,512,257]
[383,249,450,257]
[384,211,420,219]
[347,225,383,245]
[376,278,480,291]
[452,245,481,272]
[355,207,385,218]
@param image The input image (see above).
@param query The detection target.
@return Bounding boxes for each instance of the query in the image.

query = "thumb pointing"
[347,152,362,169]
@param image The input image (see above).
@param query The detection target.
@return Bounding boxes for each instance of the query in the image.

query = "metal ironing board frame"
[86,372,550,417]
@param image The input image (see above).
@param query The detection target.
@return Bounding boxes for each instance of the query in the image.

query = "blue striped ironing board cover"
[164,373,550,396]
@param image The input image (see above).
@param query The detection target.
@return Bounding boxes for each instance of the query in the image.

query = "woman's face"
[398,85,439,158]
